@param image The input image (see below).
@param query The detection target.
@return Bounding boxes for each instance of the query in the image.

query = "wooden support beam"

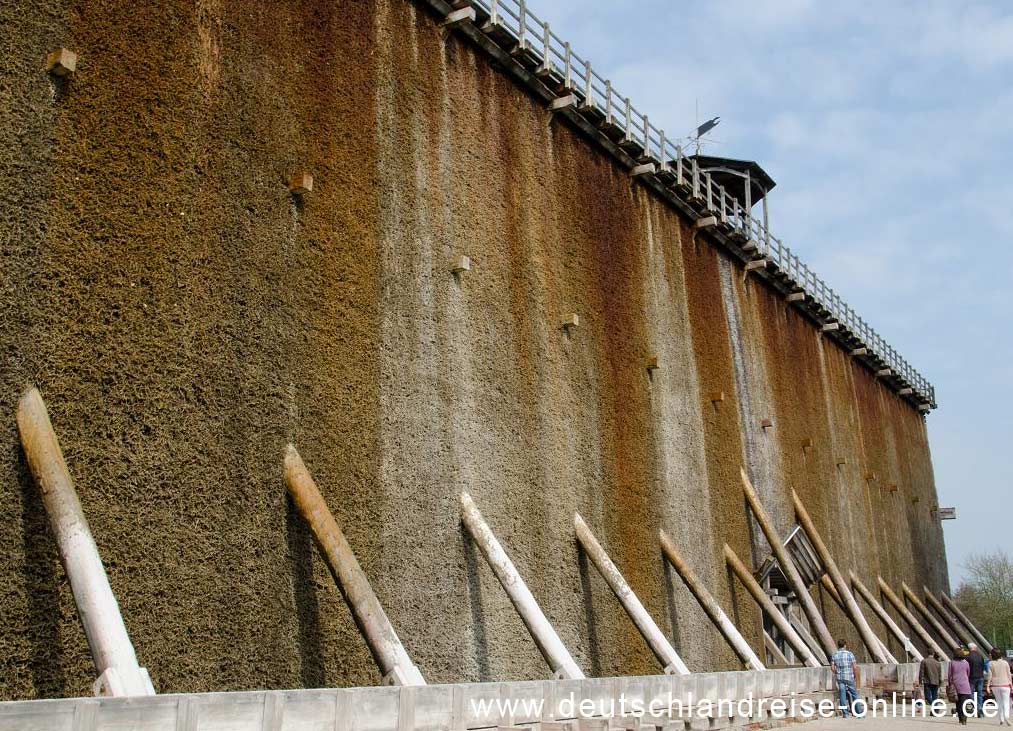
[792,490,890,663]
[877,577,949,659]
[460,492,584,680]
[820,576,896,663]
[549,94,576,111]
[941,593,993,653]
[788,613,830,665]
[740,469,836,658]
[441,6,476,27]
[820,574,843,610]
[851,571,922,662]
[923,587,973,646]
[764,631,792,666]
[724,544,822,667]
[17,387,155,697]
[630,163,656,177]
[659,529,765,671]
[574,514,689,674]
[902,582,958,652]
[46,48,77,76]
[285,446,425,686]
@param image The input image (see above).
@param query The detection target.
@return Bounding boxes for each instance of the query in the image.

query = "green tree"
[955,551,1013,651]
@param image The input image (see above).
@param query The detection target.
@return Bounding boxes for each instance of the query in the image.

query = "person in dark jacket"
[969,643,987,717]
[919,651,943,710]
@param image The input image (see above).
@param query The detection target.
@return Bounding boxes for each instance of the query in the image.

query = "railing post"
[563,41,572,88]
[583,60,593,108]
[538,21,551,75]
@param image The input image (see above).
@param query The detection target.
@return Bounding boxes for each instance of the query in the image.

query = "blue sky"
[533,0,1013,587]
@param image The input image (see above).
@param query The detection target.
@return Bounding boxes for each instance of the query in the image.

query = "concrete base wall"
[0,664,914,731]
[1,0,947,699]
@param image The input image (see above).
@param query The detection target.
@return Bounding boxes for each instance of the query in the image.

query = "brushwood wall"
[0,0,947,700]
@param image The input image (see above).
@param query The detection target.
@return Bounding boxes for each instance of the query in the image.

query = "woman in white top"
[987,647,1012,726]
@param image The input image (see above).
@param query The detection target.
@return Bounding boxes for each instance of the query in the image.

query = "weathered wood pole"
[740,469,836,659]
[574,513,690,675]
[764,630,791,666]
[460,492,584,680]
[820,574,897,663]
[820,574,844,609]
[17,386,155,697]
[941,593,993,652]
[791,490,889,663]
[923,587,973,646]
[723,543,822,667]
[877,577,949,658]
[659,529,765,671]
[851,571,922,661]
[789,613,830,664]
[285,445,425,686]
[902,582,958,651]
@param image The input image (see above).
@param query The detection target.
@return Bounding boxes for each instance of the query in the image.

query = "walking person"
[970,643,988,717]
[987,647,1012,726]
[950,647,974,725]
[920,651,944,712]
[831,639,859,718]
